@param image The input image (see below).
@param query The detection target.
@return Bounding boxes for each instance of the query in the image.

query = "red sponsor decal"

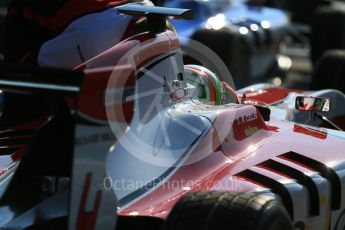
[293,125,327,140]
[77,173,103,230]
[233,112,265,141]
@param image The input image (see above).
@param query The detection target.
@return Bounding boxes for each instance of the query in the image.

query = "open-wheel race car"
[0,4,345,230]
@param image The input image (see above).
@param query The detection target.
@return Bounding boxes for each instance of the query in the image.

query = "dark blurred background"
[1,0,345,92]
[264,0,345,92]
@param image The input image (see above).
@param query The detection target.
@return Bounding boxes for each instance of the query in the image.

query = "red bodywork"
[69,27,345,226]
[239,87,302,105]
[118,108,345,219]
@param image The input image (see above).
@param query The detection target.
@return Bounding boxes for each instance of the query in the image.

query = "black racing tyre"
[287,0,326,24]
[311,49,345,93]
[162,191,293,230]
[187,29,251,88]
[311,6,345,64]
[264,0,328,24]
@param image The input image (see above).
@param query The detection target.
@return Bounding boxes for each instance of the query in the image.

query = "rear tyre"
[163,191,293,230]
[287,0,325,24]
[311,49,345,93]
[188,29,251,88]
[311,6,345,64]
[264,0,328,24]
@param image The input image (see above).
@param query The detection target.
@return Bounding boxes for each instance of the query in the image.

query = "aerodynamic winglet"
[0,64,83,95]
[117,4,193,20]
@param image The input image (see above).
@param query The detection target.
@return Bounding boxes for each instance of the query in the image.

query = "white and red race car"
[0,4,344,230]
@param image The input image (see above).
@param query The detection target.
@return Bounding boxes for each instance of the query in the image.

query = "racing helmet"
[184,64,239,105]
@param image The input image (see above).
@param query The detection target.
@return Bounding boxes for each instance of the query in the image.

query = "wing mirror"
[295,96,331,112]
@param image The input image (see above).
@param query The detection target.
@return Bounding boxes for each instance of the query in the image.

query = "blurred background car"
[161,0,291,88]
[1,0,344,94]
[263,0,345,94]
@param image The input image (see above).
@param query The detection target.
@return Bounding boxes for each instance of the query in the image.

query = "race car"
[0,4,345,230]
[162,0,290,88]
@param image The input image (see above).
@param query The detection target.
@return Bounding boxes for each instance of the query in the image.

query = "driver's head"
[184,65,238,105]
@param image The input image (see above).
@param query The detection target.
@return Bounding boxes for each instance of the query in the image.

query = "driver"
[4,0,153,68]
